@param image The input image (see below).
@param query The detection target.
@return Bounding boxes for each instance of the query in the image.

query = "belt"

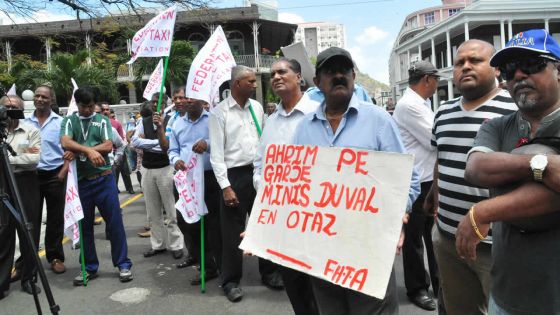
[85,169,112,181]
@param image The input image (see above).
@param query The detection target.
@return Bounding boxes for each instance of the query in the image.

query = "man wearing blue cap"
[457,29,560,314]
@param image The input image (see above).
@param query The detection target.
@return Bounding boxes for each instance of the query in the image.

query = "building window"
[448,8,461,17]
[409,16,418,28]
[188,32,206,52]
[227,30,245,55]
[424,12,435,25]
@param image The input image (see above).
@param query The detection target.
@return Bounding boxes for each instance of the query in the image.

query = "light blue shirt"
[306,83,373,105]
[25,110,64,171]
[168,111,212,171]
[292,95,420,211]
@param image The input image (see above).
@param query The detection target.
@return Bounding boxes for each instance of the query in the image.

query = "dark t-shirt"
[471,110,560,314]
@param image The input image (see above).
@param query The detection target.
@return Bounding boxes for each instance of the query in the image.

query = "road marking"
[37,193,144,258]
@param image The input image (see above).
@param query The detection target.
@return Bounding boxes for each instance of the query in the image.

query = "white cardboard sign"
[240,144,414,299]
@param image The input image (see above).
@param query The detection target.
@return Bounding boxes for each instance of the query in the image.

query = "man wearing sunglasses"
[458,29,560,314]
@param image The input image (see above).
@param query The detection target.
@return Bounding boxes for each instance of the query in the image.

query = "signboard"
[240,144,414,299]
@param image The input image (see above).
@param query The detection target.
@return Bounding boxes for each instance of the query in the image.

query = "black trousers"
[0,170,41,292]
[37,167,66,263]
[311,268,398,315]
[279,266,318,315]
[113,154,133,192]
[176,171,222,273]
[220,165,277,287]
[402,180,439,296]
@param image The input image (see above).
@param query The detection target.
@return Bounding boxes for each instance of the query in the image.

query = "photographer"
[0,95,41,299]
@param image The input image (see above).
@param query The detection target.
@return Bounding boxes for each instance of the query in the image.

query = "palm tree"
[20,49,119,107]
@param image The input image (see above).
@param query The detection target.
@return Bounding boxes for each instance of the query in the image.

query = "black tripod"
[0,141,60,314]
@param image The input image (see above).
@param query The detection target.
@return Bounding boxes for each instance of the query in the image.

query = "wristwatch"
[530,154,548,182]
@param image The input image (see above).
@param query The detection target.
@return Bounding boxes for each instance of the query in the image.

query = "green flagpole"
[156,56,170,113]
[78,220,87,286]
[248,104,262,136]
[200,216,206,293]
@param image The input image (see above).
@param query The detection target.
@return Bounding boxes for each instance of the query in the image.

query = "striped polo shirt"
[431,90,517,241]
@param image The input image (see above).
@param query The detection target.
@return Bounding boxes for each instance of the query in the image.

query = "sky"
[219,0,443,83]
[0,0,443,84]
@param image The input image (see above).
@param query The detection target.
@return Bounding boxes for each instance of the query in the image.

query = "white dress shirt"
[253,93,318,189]
[131,119,162,152]
[392,87,436,183]
[209,95,265,189]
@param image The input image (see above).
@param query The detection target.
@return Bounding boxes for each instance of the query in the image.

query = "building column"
[545,19,550,32]
[128,84,137,104]
[126,39,134,79]
[407,50,411,68]
[446,30,452,68]
[508,20,513,40]
[85,33,92,66]
[464,21,470,41]
[252,21,261,71]
[431,38,436,66]
[418,44,422,60]
[46,38,52,71]
[433,90,440,111]
[255,72,263,105]
[500,20,506,49]
[447,80,454,100]
[5,41,12,72]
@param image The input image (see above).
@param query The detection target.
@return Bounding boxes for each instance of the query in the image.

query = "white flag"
[185,26,236,106]
[143,59,164,100]
[127,6,177,64]
[7,84,16,96]
[67,78,79,116]
[64,161,84,245]
[174,152,207,223]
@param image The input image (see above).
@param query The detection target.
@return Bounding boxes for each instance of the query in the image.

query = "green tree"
[133,40,196,92]
[20,49,119,107]
[0,54,46,93]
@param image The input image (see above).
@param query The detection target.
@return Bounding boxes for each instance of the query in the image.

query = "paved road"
[4,181,438,315]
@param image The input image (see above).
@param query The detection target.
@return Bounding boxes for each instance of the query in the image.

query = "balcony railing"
[117,54,278,81]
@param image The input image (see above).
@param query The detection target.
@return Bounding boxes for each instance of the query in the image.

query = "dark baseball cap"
[316,47,354,70]
[490,29,560,66]
[408,61,441,78]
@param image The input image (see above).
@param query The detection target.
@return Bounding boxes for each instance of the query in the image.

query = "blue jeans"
[78,173,132,272]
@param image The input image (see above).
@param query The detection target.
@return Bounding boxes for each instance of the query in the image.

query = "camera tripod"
[0,141,60,314]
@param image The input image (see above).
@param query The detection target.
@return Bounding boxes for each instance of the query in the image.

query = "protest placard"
[240,144,414,299]
[174,152,207,223]
[127,6,176,64]
[64,160,84,245]
[185,25,236,106]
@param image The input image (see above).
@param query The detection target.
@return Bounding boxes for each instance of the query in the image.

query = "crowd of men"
[0,27,559,315]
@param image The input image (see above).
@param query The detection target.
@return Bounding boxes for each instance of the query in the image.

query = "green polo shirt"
[60,113,112,180]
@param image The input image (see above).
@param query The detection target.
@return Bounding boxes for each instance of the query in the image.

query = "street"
[2,181,437,315]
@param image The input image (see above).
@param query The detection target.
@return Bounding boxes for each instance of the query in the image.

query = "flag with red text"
[185,25,236,106]
[127,6,177,64]
[143,59,164,100]
[174,152,207,223]
[64,161,84,245]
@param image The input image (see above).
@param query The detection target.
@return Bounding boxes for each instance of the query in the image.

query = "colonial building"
[0,4,297,106]
[295,22,346,58]
[389,0,560,108]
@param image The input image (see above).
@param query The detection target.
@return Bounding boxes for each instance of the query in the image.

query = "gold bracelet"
[469,206,486,240]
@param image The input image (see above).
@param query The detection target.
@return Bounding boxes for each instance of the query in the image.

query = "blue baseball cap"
[490,29,560,66]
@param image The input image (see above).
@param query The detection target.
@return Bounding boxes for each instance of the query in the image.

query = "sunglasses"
[499,56,556,81]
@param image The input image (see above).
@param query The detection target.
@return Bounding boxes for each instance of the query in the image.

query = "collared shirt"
[25,110,64,171]
[108,127,126,165]
[392,87,436,183]
[110,118,125,139]
[168,111,212,171]
[7,121,41,172]
[209,95,265,189]
[253,93,318,189]
[292,95,420,211]
[131,119,163,152]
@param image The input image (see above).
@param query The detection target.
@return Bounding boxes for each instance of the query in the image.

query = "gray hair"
[0,95,24,109]
[231,65,255,82]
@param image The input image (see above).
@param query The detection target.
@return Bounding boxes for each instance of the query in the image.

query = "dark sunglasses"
[499,56,555,81]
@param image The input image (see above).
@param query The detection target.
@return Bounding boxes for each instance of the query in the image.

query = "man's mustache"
[512,81,534,95]
[331,77,348,87]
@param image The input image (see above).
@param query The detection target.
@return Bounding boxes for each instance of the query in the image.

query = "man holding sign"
[209,65,281,302]
[291,47,420,314]
[61,87,133,285]
[168,96,221,285]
